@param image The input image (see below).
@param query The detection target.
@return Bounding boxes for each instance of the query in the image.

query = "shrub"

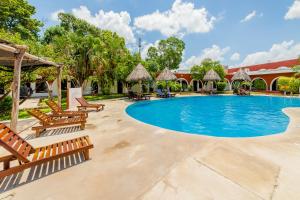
[216,82,227,91]
[101,86,111,95]
[0,96,12,113]
[252,79,266,90]
[278,77,291,93]
[241,81,251,90]
[289,78,300,94]
[156,81,166,90]
[169,82,181,92]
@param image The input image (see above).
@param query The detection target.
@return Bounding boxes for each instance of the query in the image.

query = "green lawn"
[0,94,125,121]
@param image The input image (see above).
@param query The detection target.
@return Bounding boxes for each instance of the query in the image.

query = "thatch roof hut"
[156,68,177,81]
[203,69,221,81]
[126,63,152,82]
[232,69,251,81]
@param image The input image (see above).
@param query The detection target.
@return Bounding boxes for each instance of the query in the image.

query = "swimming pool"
[126,96,300,137]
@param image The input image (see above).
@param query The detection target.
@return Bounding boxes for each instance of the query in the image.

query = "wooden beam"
[10,45,27,132]
[57,66,62,107]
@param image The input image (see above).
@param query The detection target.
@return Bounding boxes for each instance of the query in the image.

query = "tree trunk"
[46,81,54,100]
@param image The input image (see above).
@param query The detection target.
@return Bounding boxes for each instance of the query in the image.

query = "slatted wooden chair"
[46,100,88,118]
[28,109,86,137]
[0,123,93,179]
[76,97,105,112]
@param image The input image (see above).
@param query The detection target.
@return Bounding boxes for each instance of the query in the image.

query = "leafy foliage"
[0,0,43,40]
[191,59,226,81]
[216,82,227,91]
[288,77,300,94]
[146,37,185,72]
[252,79,267,90]
[278,77,291,92]
[0,96,12,113]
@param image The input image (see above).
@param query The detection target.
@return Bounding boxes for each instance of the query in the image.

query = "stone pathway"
[19,98,40,110]
[0,97,300,200]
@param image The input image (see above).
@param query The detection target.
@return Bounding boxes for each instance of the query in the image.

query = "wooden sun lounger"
[76,97,105,112]
[28,109,86,137]
[0,123,93,179]
[46,100,88,118]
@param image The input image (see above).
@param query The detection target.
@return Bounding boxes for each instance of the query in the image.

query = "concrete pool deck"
[1,96,300,200]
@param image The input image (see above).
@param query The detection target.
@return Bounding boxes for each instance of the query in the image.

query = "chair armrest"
[0,155,17,162]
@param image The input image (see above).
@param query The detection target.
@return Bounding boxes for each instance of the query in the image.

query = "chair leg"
[36,129,40,137]
[80,123,85,130]
[83,150,90,160]
[3,160,10,170]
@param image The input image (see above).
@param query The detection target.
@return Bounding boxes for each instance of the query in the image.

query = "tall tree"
[146,37,185,71]
[0,0,43,40]
[191,59,226,81]
[43,13,103,89]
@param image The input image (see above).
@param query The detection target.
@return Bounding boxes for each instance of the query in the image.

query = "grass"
[0,94,125,121]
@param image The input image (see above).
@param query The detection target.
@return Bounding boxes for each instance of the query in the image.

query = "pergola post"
[57,65,62,107]
[10,45,27,132]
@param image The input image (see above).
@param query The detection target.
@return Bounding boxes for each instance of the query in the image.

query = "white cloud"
[50,9,65,22]
[183,45,230,67]
[134,0,216,37]
[230,52,240,61]
[240,40,300,66]
[72,6,136,44]
[240,10,257,23]
[285,0,300,20]
[140,40,160,59]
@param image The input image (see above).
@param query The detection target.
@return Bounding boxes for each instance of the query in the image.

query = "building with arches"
[174,58,299,92]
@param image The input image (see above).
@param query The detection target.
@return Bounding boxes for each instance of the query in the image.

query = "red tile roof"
[227,58,299,74]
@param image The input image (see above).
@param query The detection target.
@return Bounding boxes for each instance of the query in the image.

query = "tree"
[292,65,300,77]
[43,13,103,90]
[191,59,226,81]
[278,77,291,95]
[0,0,43,40]
[146,37,185,71]
[34,67,58,99]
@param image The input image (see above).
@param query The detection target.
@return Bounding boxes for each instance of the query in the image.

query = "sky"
[28,0,300,69]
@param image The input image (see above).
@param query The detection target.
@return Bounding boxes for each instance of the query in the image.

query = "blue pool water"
[126,96,300,137]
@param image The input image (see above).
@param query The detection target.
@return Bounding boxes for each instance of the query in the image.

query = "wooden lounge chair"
[0,123,93,179]
[76,97,105,112]
[46,100,88,118]
[28,109,86,137]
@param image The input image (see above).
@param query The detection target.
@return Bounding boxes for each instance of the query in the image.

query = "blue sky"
[29,0,300,68]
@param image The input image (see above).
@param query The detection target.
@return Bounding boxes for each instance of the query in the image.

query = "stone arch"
[270,77,280,91]
[251,77,268,91]
[224,78,231,91]
[190,79,203,92]
[177,78,189,91]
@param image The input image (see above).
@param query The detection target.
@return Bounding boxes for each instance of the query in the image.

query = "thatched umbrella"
[156,68,177,92]
[203,69,221,81]
[126,63,152,94]
[232,69,251,93]
[203,69,221,92]
[232,69,251,82]
[156,68,177,81]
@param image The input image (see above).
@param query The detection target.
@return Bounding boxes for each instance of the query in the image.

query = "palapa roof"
[232,69,251,81]
[0,39,59,72]
[126,63,152,82]
[156,68,177,81]
[203,69,221,81]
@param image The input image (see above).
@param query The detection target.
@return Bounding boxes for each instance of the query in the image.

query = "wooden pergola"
[0,39,61,132]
